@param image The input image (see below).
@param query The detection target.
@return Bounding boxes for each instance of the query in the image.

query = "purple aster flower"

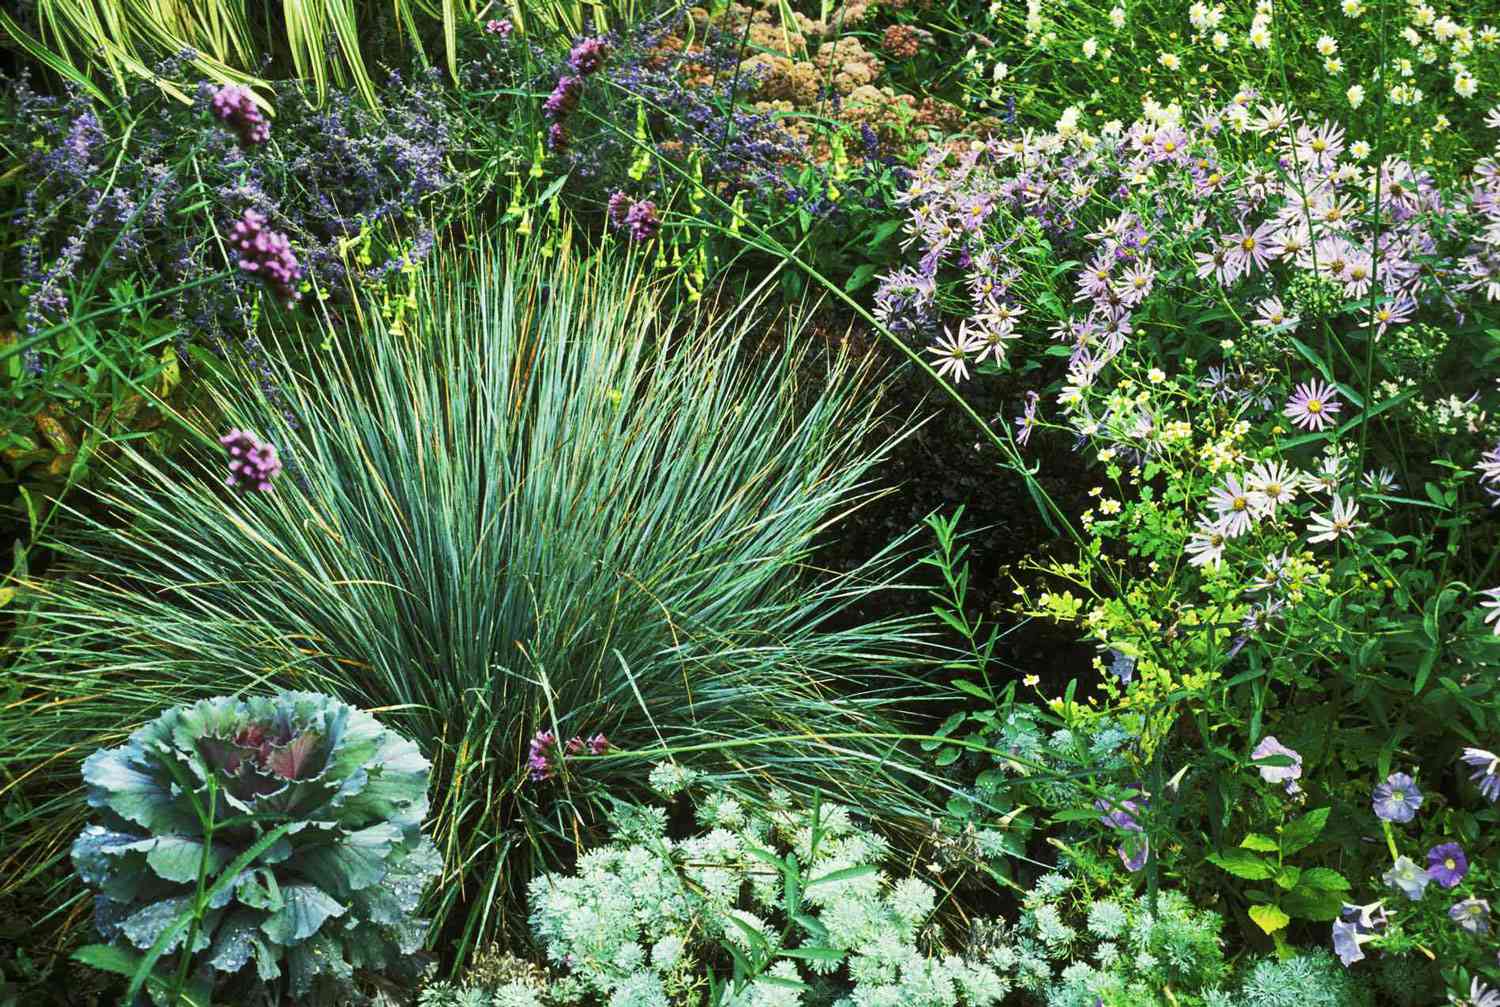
[1476,442,1500,506]
[1479,591,1500,639]
[210,84,270,147]
[1426,843,1468,888]
[1016,390,1041,447]
[219,429,283,493]
[229,209,303,306]
[1449,897,1491,934]
[1251,736,1303,795]
[1284,380,1344,432]
[1461,747,1500,802]
[1382,856,1430,900]
[1372,772,1423,823]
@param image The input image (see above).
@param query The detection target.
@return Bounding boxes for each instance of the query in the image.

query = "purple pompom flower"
[229,209,303,306]
[484,17,513,36]
[210,84,270,147]
[1251,735,1303,795]
[1449,897,1491,934]
[606,190,632,229]
[1461,747,1500,802]
[1426,843,1469,888]
[587,733,609,755]
[1372,771,1423,823]
[220,429,282,493]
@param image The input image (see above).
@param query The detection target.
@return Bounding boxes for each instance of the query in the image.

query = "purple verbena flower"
[624,199,660,241]
[1372,772,1423,823]
[484,17,513,37]
[543,75,584,119]
[568,37,610,75]
[528,729,558,782]
[219,429,282,493]
[210,85,270,147]
[1426,843,1468,888]
[587,733,609,755]
[229,209,302,306]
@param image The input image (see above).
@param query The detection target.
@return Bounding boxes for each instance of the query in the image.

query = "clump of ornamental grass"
[0,231,940,962]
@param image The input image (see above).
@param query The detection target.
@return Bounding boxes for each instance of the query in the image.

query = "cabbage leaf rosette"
[70,691,441,999]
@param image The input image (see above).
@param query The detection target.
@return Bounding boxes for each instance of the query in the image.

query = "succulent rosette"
[70,692,440,999]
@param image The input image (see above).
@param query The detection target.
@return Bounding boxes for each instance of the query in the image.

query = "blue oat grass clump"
[70,691,441,1002]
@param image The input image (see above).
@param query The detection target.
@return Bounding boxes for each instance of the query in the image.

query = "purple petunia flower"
[1096,793,1145,832]
[1426,843,1468,888]
[1372,772,1423,823]
[1382,856,1430,900]
[1331,919,1367,965]
[1449,897,1491,934]
[1461,747,1500,802]
[1251,736,1303,795]
[1118,833,1148,873]
[220,429,282,493]
[210,84,270,147]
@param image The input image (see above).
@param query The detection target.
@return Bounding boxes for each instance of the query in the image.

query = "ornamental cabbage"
[70,691,441,1001]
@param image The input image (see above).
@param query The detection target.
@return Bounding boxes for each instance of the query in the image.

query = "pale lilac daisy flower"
[1209,474,1258,537]
[1480,589,1500,637]
[927,326,985,382]
[1460,747,1499,802]
[1307,494,1364,543]
[1186,518,1229,568]
[1284,380,1344,431]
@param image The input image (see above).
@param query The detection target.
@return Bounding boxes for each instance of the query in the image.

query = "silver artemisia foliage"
[70,691,441,1000]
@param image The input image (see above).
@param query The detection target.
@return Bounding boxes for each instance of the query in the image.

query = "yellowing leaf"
[1249,903,1290,935]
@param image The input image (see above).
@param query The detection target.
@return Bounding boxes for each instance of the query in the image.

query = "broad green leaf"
[260,883,347,945]
[1279,807,1330,855]
[71,945,211,1007]
[1297,867,1351,893]
[1239,833,1279,853]
[1206,849,1274,880]
[1280,886,1345,921]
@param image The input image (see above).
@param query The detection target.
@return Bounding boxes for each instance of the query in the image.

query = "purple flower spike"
[1449,897,1491,934]
[210,84,270,147]
[229,210,302,306]
[528,729,557,782]
[543,75,583,119]
[1371,772,1423,823]
[587,733,609,755]
[1426,843,1468,888]
[568,37,609,75]
[220,429,282,493]
[606,190,632,229]
[623,200,659,242]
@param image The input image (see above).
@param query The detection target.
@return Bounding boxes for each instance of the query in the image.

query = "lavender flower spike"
[210,84,270,147]
[229,210,303,306]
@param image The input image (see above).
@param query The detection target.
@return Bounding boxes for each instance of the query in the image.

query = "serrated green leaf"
[260,883,346,945]
[1279,807,1330,855]
[1207,849,1275,880]
[1297,867,1351,892]
[1280,886,1345,921]
[1239,833,1279,853]
[1274,866,1302,891]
